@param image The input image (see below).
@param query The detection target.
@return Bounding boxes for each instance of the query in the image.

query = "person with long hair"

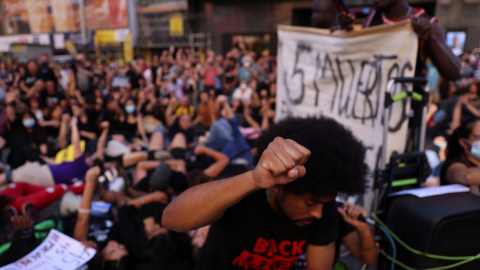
[440,119,480,186]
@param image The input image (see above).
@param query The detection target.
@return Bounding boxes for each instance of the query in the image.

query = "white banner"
[277,23,419,209]
[0,34,50,52]
[0,229,96,270]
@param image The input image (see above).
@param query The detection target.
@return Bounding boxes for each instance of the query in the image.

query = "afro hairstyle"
[254,116,369,197]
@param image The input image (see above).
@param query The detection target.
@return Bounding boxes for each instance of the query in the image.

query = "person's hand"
[459,94,469,104]
[337,13,355,31]
[216,95,228,105]
[81,240,98,251]
[411,17,432,41]
[169,97,177,107]
[61,113,71,123]
[11,216,33,231]
[99,121,110,130]
[51,119,61,128]
[194,144,209,156]
[252,137,310,189]
[70,116,78,127]
[337,202,370,230]
[5,90,17,104]
[153,190,169,204]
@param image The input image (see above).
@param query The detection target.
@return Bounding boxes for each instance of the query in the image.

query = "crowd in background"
[424,48,480,186]
[0,45,278,269]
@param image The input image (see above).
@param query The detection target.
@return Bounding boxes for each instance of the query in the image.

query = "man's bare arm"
[162,137,310,232]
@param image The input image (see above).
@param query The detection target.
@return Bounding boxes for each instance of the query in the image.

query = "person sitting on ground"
[82,167,194,269]
[292,202,378,269]
[0,116,94,191]
[5,90,48,168]
[203,95,254,168]
[440,119,480,186]
[162,116,369,269]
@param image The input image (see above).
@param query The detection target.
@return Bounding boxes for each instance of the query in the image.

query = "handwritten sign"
[277,23,419,209]
[111,75,130,88]
[0,229,96,270]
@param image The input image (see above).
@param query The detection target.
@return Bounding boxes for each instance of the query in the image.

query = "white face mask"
[466,140,480,160]
[240,83,247,90]
[433,140,447,150]
[22,118,35,128]
[125,105,136,114]
[243,61,251,67]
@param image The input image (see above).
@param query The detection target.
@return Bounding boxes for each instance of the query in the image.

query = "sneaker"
[109,177,125,193]
[22,201,38,221]
[3,205,17,225]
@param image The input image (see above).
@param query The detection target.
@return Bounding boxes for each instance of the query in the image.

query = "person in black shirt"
[37,54,60,83]
[163,116,369,269]
[73,53,94,95]
[39,80,65,108]
[125,62,142,90]
[440,119,480,186]
[19,60,44,99]
[71,102,98,142]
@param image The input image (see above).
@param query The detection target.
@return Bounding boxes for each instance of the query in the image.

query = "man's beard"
[274,193,316,227]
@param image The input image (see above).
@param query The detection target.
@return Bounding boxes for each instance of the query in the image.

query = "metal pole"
[373,78,395,213]
[79,0,88,55]
[128,0,138,48]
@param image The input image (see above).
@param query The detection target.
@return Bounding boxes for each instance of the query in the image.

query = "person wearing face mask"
[113,97,149,145]
[237,55,258,84]
[232,80,254,121]
[5,98,48,168]
[440,119,480,188]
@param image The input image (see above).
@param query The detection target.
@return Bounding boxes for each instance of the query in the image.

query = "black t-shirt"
[7,119,47,151]
[196,191,338,270]
[126,70,141,89]
[439,157,469,186]
[291,202,355,270]
[77,116,97,141]
[40,90,65,108]
[38,66,56,82]
[20,71,41,88]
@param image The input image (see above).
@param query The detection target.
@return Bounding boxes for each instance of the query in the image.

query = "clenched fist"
[252,137,310,189]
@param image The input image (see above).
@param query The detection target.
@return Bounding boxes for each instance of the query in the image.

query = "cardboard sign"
[0,229,96,270]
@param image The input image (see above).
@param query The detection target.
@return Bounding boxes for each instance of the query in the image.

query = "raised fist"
[252,137,310,189]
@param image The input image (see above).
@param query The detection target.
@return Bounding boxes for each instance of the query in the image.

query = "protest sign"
[111,75,130,88]
[0,229,96,270]
[277,22,419,208]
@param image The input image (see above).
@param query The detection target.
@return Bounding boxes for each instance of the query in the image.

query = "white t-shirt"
[232,87,253,103]
[143,68,152,85]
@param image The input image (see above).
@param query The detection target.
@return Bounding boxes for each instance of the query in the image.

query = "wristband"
[77,208,91,214]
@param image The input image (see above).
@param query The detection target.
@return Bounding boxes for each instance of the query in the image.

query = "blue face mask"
[125,105,136,114]
[467,140,480,160]
[22,118,35,128]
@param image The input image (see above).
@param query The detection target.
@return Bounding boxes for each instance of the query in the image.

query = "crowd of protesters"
[424,49,480,187]
[0,46,282,269]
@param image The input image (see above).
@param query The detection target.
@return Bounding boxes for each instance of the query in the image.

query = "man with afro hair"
[162,116,369,269]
